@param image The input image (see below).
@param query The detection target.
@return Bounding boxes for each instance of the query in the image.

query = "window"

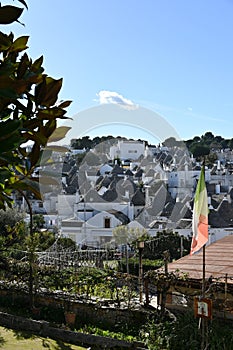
[104,218,110,228]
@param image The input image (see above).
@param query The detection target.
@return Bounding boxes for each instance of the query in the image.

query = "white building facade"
[110,140,145,161]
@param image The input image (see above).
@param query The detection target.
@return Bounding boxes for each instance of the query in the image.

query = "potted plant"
[64,301,76,326]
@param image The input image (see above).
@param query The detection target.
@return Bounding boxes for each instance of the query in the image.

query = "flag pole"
[202,161,206,299]
[202,245,205,298]
[191,161,209,349]
[201,244,207,350]
[201,162,207,350]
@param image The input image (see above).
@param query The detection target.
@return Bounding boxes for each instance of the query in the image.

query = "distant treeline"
[70,135,150,150]
[71,132,233,162]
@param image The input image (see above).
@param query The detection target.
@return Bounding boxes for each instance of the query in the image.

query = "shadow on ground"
[0,329,80,350]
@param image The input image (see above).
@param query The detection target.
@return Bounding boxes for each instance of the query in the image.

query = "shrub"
[119,257,163,275]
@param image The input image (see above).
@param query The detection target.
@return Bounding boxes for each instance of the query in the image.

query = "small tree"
[113,226,149,247]
[143,230,192,261]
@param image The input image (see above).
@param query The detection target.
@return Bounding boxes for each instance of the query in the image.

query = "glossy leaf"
[12,178,42,200]
[0,31,12,50]
[0,192,13,209]
[17,0,28,10]
[41,77,63,107]
[44,145,69,152]
[0,153,21,165]
[15,165,26,175]
[22,118,41,130]
[0,87,18,98]
[17,52,30,78]
[37,149,52,166]
[57,100,73,109]
[34,78,46,106]
[31,56,43,72]
[0,169,14,182]
[10,35,29,52]
[0,6,24,25]
[0,135,22,153]
[29,143,41,168]
[0,119,21,137]
[37,107,66,120]
[23,131,48,146]
[27,73,44,84]
[47,126,71,143]
[0,63,16,78]
[0,76,27,96]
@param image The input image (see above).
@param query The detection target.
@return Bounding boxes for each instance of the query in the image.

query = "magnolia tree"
[0,1,72,308]
[0,1,71,209]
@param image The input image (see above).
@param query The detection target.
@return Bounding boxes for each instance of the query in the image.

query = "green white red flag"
[190,165,209,255]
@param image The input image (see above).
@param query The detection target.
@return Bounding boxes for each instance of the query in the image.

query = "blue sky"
[6,0,233,144]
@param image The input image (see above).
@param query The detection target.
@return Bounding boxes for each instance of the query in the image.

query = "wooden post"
[137,241,144,303]
[144,278,150,306]
[180,235,184,258]
[161,250,170,314]
[201,245,206,350]
[224,273,228,319]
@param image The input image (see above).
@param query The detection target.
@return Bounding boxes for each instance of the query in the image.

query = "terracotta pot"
[64,311,76,325]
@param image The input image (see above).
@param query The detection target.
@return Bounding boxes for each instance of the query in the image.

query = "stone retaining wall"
[0,288,155,330]
[0,312,146,349]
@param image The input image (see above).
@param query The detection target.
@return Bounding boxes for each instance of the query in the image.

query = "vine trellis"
[36,241,110,269]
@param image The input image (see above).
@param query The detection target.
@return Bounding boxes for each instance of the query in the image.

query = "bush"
[141,311,233,350]
[119,257,163,275]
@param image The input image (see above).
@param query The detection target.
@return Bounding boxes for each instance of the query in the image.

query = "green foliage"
[189,143,210,159]
[119,257,163,275]
[145,269,187,293]
[71,135,119,150]
[185,131,233,161]
[143,231,192,261]
[74,152,86,166]
[205,151,218,166]
[71,136,92,150]
[32,214,45,229]
[77,324,138,342]
[113,226,149,246]
[162,137,185,148]
[141,311,233,350]
[141,319,174,350]
[0,213,55,253]
[0,208,25,238]
[26,230,55,252]
[56,237,76,250]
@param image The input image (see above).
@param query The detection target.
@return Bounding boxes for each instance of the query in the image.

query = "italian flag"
[190,165,209,255]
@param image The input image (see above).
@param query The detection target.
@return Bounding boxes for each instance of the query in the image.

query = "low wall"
[0,288,154,330]
[0,311,146,349]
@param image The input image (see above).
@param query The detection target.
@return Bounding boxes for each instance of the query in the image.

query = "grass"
[0,326,87,350]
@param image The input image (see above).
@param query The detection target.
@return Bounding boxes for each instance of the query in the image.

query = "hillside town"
[20,137,233,249]
[2,1,233,348]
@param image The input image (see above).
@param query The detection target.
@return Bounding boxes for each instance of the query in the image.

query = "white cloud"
[96,90,138,110]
